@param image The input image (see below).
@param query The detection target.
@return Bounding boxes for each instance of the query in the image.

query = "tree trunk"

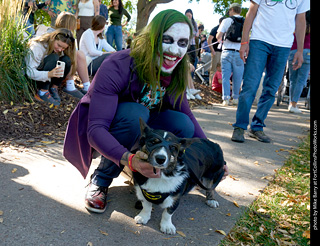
[136,0,174,33]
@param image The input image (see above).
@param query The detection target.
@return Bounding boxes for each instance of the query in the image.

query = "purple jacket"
[63,49,206,178]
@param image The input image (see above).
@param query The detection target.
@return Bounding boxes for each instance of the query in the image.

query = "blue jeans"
[106,25,123,51]
[221,50,244,100]
[288,49,310,103]
[91,102,195,187]
[233,40,290,131]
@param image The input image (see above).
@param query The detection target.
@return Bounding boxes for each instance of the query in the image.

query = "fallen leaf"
[254,161,259,165]
[0,210,3,216]
[99,229,108,236]
[261,175,274,181]
[11,168,17,173]
[226,213,231,216]
[259,224,266,233]
[215,230,227,236]
[40,140,55,145]
[2,109,8,115]
[176,231,186,237]
[229,175,239,181]
[87,242,93,246]
[0,218,3,223]
[189,217,195,220]
[302,230,310,239]
[241,232,254,241]
[233,201,239,208]
[257,208,267,213]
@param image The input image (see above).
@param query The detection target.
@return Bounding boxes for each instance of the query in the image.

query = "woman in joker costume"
[64,9,223,213]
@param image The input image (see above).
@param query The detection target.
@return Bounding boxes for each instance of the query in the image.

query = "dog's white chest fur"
[141,172,188,193]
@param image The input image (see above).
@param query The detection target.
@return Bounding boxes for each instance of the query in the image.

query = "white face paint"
[158,23,190,74]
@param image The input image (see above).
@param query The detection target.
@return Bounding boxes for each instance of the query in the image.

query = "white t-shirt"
[217,15,243,51]
[250,0,310,47]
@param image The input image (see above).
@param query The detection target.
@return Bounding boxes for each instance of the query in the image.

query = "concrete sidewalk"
[0,102,310,246]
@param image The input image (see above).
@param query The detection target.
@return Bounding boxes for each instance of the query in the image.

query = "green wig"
[130,9,193,107]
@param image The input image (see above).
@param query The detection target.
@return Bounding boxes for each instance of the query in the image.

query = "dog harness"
[141,189,171,205]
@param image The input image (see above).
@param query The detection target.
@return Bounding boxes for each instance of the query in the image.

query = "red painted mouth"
[162,53,182,69]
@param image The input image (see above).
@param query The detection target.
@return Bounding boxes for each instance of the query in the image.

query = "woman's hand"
[132,151,161,178]
[48,66,64,78]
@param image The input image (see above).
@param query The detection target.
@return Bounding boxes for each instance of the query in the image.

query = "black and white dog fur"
[132,119,226,234]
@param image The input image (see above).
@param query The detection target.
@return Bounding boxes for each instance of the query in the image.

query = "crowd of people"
[22,1,310,213]
[24,0,130,105]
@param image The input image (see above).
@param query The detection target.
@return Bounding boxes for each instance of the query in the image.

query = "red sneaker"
[85,183,108,213]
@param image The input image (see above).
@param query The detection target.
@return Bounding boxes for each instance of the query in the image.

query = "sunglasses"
[57,32,75,43]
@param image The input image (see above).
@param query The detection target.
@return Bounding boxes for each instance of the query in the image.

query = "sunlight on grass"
[220,135,310,246]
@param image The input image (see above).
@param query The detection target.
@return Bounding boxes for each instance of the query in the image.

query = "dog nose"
[155,155,166,165]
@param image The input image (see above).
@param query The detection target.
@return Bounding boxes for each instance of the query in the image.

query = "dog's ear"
[178,138,200,152]
[139,117,151,136]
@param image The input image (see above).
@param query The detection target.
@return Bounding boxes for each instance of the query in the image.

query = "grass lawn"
[220,134,311,245]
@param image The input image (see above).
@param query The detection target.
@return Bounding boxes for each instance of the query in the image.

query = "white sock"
[83,81,91,91]
[38,90,47,96]
[65,80,76,91]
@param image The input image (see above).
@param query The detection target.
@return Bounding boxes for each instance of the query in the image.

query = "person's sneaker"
[186,90,195,100]
[232,99,238,105]
[222,100,230,106]
[248,129,271,143]
[85,183,108,213]
[288,105,302,114]
[231,127,245,143]
[49,87,61,102]
[63,88,84,99]
[189,88,201,95]
[35,91,60,106]
[195,94,202,100]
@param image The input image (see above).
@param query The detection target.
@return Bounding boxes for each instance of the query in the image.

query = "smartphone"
[56,61,65,77]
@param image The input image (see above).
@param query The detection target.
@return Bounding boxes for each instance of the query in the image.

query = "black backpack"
[224,16,245,43]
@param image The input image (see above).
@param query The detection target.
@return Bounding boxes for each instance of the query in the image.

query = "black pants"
[36,53,71,90]
[88,53,111,77]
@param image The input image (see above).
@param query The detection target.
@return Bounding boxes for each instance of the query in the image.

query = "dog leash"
[187,41,220,54]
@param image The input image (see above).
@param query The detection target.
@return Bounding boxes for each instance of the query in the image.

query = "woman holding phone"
[26,28,77,106]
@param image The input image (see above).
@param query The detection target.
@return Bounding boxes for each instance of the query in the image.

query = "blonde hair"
[55,12,77,32]
[29,28,77,75]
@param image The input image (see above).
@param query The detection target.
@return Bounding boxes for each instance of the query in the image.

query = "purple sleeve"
[87,58,130,166]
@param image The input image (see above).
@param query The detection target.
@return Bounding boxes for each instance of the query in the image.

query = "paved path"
[0,102,310,246]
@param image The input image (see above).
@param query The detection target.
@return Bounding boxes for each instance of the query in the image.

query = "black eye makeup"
[177,38,189,48]
[162,35,189,48]
[162,35,174,44]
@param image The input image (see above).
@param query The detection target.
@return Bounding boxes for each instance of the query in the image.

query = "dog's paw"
[160,221,176,234]
[134,213,150,225]
[206,199,219,208]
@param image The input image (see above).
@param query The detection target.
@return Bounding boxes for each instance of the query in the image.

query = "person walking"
[216,3,244,106]
[288,10,310,114]
[231,0,310,143]
[208,17,224,83]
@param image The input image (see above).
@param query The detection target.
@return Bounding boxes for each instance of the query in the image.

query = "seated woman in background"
[26,28,76,106]
[54,12,92,97]
[80,15,116,77]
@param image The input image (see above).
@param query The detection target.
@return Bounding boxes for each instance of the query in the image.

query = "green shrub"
[0,0,35,103]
